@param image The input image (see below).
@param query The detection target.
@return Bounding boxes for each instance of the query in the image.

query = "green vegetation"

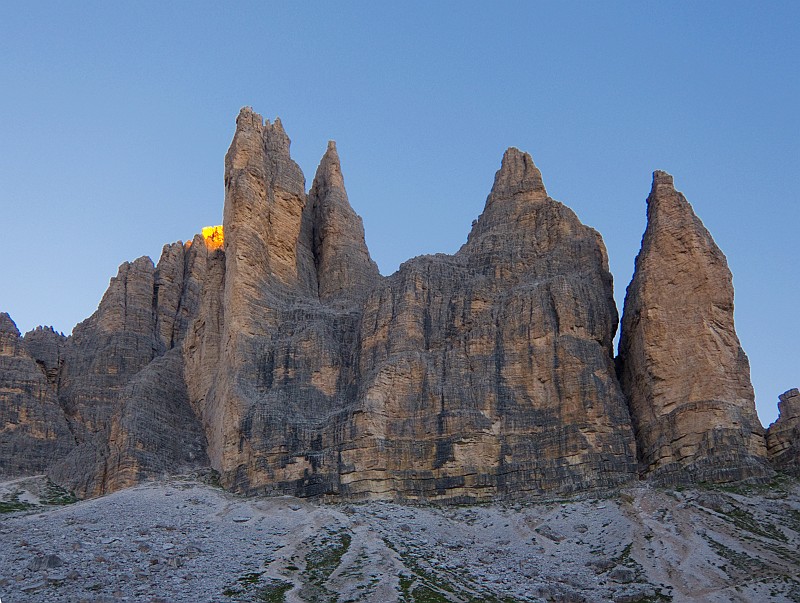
[296,529,353,602]
[0,495,33,513]
[305,531,352,583]
[224,571,294,601]
[40,480,79,505]
[239,572,265,585]
[722,507,787,542]
[704,473,797,497]
[257,580,293,603]
[386,538,520,603]
[0,479,78,513]
[703,534,770,574]
[408,583,450,603]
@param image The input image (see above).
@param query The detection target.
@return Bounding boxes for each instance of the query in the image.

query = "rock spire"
[2,110,791,500]
[618,171,770,484]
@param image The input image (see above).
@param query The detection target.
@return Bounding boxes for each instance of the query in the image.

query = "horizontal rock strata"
[766,389,800,474]
[1,108,786,500]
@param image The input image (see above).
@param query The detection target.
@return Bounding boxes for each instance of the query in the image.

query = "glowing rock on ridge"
[201,225,224,250]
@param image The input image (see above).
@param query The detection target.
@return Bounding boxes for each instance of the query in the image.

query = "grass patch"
[706,474,797,497]
[298,529,353,602]
[257,579,293,603]
[305,531,352,583]
[239,572,264,585]
[40,480,78,505]
[721,507,787,542]
[0,491,33,513]
[410,584,450,603]
[386,538,519,603]
[703,534,771,574]
[0,499,33,513]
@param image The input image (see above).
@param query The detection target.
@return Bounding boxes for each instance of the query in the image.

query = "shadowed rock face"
[617,172,770,484]
[1,109,782,500]
[767,389,800,474]
[44,246,211,497]
[0,314,74,476]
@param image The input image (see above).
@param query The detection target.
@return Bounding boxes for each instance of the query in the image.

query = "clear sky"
[1,2,797,426]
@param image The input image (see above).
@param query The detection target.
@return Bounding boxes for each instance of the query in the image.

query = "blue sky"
[1,2,797,425]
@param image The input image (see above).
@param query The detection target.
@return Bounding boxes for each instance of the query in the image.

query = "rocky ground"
[1,475,799,603]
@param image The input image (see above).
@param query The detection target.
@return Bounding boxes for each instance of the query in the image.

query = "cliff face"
[194,116,637,501]
[42,244,212,496]
[617,172,770,484]
[1,108,789,500]
[0,314,74,475]
[767,389,800,474]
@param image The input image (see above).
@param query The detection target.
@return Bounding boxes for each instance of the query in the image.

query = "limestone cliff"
[42,245,210,496]
[189,113,638,501]
[1,109,786,500]
[0,314,74,475]
[766,389,800,474]
[617,171,770,484]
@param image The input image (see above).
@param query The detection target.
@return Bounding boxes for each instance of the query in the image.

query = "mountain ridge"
[0,107,795,500]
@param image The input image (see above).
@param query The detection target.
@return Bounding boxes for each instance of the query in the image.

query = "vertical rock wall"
[0,314,74,476]
[766,389,800,474]
[2,109,786,499]
[618,172,770,484]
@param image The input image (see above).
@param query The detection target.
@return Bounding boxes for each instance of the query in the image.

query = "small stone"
[27,554,63,571]
[21,580,47,593]
[609,567,636,583]
[535,525,565,543]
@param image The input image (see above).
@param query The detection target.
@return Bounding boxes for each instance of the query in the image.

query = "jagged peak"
[486,147,547,206]
[644,171,711,239]
[0,312,20,336]
[231,108,291,158]
[649,170,678,198]
[311,140,345,191]
[235,106,264,130]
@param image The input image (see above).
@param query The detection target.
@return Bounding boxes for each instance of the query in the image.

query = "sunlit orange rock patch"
[201,225,224,250]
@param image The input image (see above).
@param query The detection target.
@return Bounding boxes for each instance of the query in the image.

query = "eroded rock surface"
[767,389,800,474]
[0,109,777,501]
[197,113,637,501]
[0,314,74,476]
[44,245,212,497]
[618,171,770,484]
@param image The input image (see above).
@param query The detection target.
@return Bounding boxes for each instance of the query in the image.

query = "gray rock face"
[337,147,637,500]
[43,247,210,497]
[309,141,380,306]
[766,389,800,474]
[0,313,74,476]
[617,171,770,484]
[199,115,637,501]
[23,326,67,387]
[0,109,774,500]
